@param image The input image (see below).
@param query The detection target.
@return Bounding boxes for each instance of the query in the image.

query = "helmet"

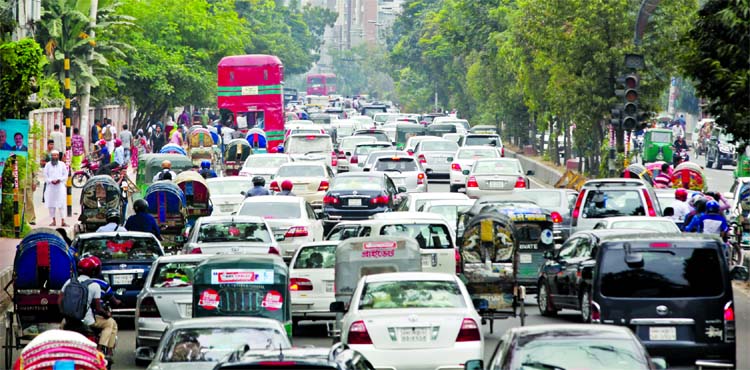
[133,198,148,213]
[115,139,122,147]
[106,209,120,223]
[162,160,172,169]
[252,176,265,186]
[78,256,101,276]
[688,194,705,208]
[706,200,720,213]
[98,139,107,147]
[201,160,211,169]
[675,188,688,201]
[281,180,293,191]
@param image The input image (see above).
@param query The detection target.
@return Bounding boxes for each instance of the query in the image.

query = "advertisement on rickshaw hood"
[210,269,274,285]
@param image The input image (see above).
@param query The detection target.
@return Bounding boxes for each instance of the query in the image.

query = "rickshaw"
[459,209,525,332]
[642,128,673,164]
[191,254,292,338]
[246,128,268,154]
[3,228,77,369]
[174,171,212,227]
[223,139,253,176]
[329,236,421,340]
[188,127,216,166]
[77,175,123,233]
[735,147,750,179]
[144,182,187,252]
[137,154,193,196]
[622,163,654,185]
[671,161,707,191]
[159,143,188,156]
[395,123,425,150]
[425,123,457,137]
[645,161,670,180]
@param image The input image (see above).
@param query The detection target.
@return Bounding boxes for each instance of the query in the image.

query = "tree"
[0,38,45,120]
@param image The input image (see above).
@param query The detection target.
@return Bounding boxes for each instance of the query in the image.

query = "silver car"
[591,216,681,233]
[449,146,503,192]
[238,153,292,183]
[369,155,427,193]
[464,158,532,199]
[135,254,204,364]
[337,135,377,172]
[355,149,407,172]
[182,216,278,255]
[284,133,334,166]
[348,142,393,171]
[207,177,251,216]
[413,138,460,179]
[141,317,291,369]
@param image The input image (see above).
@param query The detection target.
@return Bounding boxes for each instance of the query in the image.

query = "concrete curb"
[505,149,566,187]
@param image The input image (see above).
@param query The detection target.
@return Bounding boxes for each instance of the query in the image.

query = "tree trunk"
[79,0,98,143]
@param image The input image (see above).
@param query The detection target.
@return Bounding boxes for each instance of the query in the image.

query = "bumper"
[449,171,466,186]
[408,183,429,193]
[465,188,512,199]
[337,162,350,172]
[292,297,336,320]
[279,237,315,260]
[136,317,168,350]
[643,340,734,365]
[425,166,450,178]
[324,208,386,223]
[111,291,138,317]
[349,342,482,370]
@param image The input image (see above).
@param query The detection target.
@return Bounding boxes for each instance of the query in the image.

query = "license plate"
[398,327,430,343]
[649,327,676,341]
[220,204,234,212]
[325,281,334,293]
[348,199,362,206]
[519,253,532,264]
[112,274,132,285]
[488,180,506,189]
[421,254,434,268]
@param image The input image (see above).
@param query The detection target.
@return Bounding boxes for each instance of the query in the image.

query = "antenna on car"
[278,343,284,361]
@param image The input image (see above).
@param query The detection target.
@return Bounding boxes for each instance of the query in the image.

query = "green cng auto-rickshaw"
[642,129,673,164]
[137,154,194,196]
[395,123,425,150]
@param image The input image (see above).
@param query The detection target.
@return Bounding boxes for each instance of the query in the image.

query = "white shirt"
[113,146,125,166]
[43,161,69,209]
[51,131,65,152]
[672,201,692,222]
[222,127,235,143]
[152,170,177,182]
[96,223,127,232]
[61,275,101,326]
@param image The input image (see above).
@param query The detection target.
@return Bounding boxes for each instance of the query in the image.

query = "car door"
[568,235,594,300]
[305,202,324,240]
[384,176,398,209]
[551,237,580,305]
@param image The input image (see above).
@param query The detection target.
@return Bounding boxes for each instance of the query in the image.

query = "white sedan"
[289,242,337,324]
[238,153,292,183]
[207,177,250,215]
[337,272,483,370]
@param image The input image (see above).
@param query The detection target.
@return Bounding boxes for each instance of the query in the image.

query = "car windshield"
[420,141,458,152]
[293,245,336,269]
[380,224,452,249]
[510,338,648,370]
[78,237,161,261]
[424,205,471,227]
[600,247,724,298]
[197,222,272,243]
[473,160,521,175]
[457,148,498,159]
[355,144,391,156]
[287,136,332,154]
[341,137,376,150]
[291,129,321,136]
[374,158,418,172]
[609,220,680,232]
[330,176,383,191]
[464,136,500,146]
[207,180,247,196]
[517,191,561,208]
[359,280,465,309]
[582,190,644,218]
[239,202,301,219]
[161,327,290,363]
[151,261,198,288]
[277,165,325,178]
[244,156,288,169]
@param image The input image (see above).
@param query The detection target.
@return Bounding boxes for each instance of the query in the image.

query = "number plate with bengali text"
[519,254,533,264]
[398,327,430,343]
[348,198,362,206]
[112,274,132,286]
[488,180,506,189]
[649,327,676,341]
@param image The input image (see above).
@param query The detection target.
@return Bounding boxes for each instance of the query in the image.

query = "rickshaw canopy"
[144,182,187,223]
[188,127,215,148]
[14,228,76,290]
[175,171,211,216]
[622,163,654,185]
[246,128,268,149]
[142,154,194,186]
[159,143,188,155]
[671,161,707,191]
[80,175,121,210]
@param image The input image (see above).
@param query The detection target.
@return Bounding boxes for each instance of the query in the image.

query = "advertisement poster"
[0,119,30,203]
[210,269,274,285]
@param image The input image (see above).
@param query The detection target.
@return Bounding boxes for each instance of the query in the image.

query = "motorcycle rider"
[96,209,128,232]
[672,136,689,164]
[685,200,729,239]
[672,188,692,224]
[245,176,271,197]
[653,163,673,188]
[125,199,162,240]
[683,195,707,228]
[199,160,218,179]
[278,180,295,196]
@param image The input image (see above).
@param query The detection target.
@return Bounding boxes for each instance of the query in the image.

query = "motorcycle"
[72,158,100,188]
[672,149,690,166]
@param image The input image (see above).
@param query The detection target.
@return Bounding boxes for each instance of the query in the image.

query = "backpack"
[103,126,113,140]
[158,170,172,181]
[60,278,94,321]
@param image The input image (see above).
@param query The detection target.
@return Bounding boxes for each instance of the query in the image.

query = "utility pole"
[79,0,98,146]
[64,54,72,217]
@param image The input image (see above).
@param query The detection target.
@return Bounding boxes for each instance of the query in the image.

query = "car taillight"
[650,242,671,248]
[724,301,736,342]
[455,248,462,274]
[550,211,563,223]
[451,163,461,171]
[571,189,587,227]
[270,181,280,192]
[724,302,735,321]
[514,177,526,188]
[257,361,298,366]
[350,155,358,164]
[370,195,389,205]
[331,155,338,167]
[455,318,480,342]
[323,195,340,205]
[268,246,280,255]
[318,181,330,191]
[641,189,656,217]
[418,154,426,164]
[337,150,346,159]
[591,300,601,323]
[348,320,373,344]
[190,247,202,254]
[139,297,160,318]
[285,226,309,238]
[290,277,313,291]
[501,147,505,157]
[417,173,425,185]
[467,176,478,188]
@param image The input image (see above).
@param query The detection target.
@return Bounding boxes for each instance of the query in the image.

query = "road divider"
[504,149,581,188]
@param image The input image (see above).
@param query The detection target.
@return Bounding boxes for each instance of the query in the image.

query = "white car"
[207,177,251,215]
[182,216,278,255]
[289,242,337,323]
[358,149,409,172]
[350,115,375,129]
[414,139,460,179]
[337,272,483,370]
[370,156,428,193]
[238,153,292,183]
[284,133,335,168]
[449,146,503,192]
[337,136,378,172]
[405,136,443,155]
[396,192,470,212]
[237,196,324,260]
[416,199,476,234]
[270,162,334,208]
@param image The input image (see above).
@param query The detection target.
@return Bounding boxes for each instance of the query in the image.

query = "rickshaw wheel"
[4,311,13,370]
[519,302,526,327]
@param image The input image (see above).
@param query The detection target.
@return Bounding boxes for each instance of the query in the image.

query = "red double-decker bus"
[217,54,285,150]
[306,73,336,96]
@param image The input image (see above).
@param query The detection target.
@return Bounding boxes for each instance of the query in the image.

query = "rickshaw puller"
[125,199,162,240]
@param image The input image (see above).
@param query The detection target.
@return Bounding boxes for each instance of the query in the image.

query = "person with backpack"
[153,160,177,181]
[59,256,118,357]
[198,160,217,179]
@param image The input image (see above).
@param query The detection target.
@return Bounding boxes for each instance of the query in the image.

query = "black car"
[352,128,390,143]
[590,233,748,367]
[216,343,375,370]
[466,324,665,370]
[705,127,737,170]
[322,172,405,230]
[71,231,164,317]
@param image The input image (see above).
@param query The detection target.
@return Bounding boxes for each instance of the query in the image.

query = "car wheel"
[580,289,592,323]
[449,184,459,193]
[706,154,714,168]
[716,156,723,170]
[538,282,558,316]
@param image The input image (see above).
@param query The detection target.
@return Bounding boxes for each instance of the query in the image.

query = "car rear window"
[162,327,289,363]
[420,140,458,152]
[239,202,301,219]
[599,247,724,298]
[355,144,391,156]
[78,237,162,261]
[197,222,272,243]
[457,148,498,159]
[277,165,325,178]
[464,136,500,146]
[244,156,288,169]
[517,191,562,208]
[374,158,418,172]
[379,224,452,249]
[582,190,644,218]
[208,180,248,196]
[355,131,390,142]
[287,136,332,154]
[359,280,466,309]
[330,176,383,191]
[294,245,335,269]
[341,136,376,150]
[609,220,680,233]
[151,261,198,288]
[473,160,521,175]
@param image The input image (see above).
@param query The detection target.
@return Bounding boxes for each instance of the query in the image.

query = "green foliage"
[0,38,45,120]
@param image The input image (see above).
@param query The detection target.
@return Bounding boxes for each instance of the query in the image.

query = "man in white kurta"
[43,150,69,226]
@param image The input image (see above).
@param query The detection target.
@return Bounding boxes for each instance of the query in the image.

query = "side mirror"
[329,301,347,313]
[397,186,407,193]
[730,265,749,281]
[407,149,414,155]
[543,250,555,259]
[276,234,286,242]
[240,191,246,196]
[135,347,156,362]
[651,357,668,370]
[132,277,146,289]
[464,360,484,370]
[462,169,470,176]
[472,298,489,311]
[626,252,644,268]
[663,207,674,217]
[345,152,351,156]
[526,170,535,176]
[447,157,453,162]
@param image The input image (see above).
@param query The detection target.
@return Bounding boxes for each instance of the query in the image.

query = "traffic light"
[616,73,639,130]
[610,107,622,129]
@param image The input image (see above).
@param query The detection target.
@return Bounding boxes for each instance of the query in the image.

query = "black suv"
[215,343,374,370]
[705,127,737,170]
[590,233,748,367]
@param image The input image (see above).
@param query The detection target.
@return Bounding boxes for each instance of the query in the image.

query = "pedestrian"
[41,139,54,203]
[178,109,190,126]
[119,124,133,165]
[91,119,101,151]
[113,139,126,168]
[51,124,65,152]
[125,199,162,240]
[71,127,85,170]
[134,129,148,167]
[43,150,68,226]
[170,125,184,146]
[150,125,166,153]
[102,122,115,154]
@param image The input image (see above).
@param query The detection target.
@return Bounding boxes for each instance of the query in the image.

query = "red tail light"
[501,147,505,157]
[268,246,280,255]
[270,181,280,192]
[725,302,735,321]
[285,226,309,238]
[724,301,736,342]
[331,152,338,167]
[190,247,202,254]
[418,154,427,164]
[467,176,479,188]
[337,150,346,159]
[455,318,481,342]
[514,177,526,188]
[455,248,462,274]
[451,163,461,171]
[318,181,330,191]
[290,277,313,291]
[323,195,340,205]
[417,173,425,185]
[591,300,601,323]
[370,195,389,205]
[350,155,358,164]
[348,320,373,344]
[642,189,656,217]
[650,242,671,248]
[571,189,587,227]
[550,211,563,223]
[139,297,160,318]
[257,361,298,366]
